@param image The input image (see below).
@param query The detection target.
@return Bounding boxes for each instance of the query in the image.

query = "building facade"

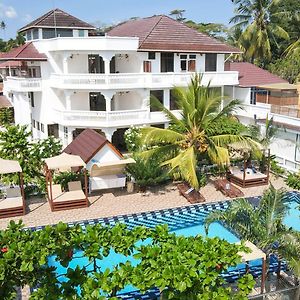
[0,9,240,149]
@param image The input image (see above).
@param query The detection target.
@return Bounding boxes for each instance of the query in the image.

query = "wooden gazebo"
[44,153,89,212]
[0,158,25,218]
[237,241,267,294]
[228,146,270,188]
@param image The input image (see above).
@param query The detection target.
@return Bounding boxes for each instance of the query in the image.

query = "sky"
[0,0,235,40]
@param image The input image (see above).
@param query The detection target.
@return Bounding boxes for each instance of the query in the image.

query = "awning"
[90,158,135,177]
[45,153,86,170]
[256,83,297,91]
[0,158,22,174]
[237,241,266,262]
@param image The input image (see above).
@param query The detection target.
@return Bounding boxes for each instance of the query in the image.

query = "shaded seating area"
[227,148,270,188]
[0,158,25,218]
[45,153,89,212]
[177,182,205,204]
[89,158,135,191]
[214,178,244,198]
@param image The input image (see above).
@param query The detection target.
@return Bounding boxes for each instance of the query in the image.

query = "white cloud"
[0,3,18,19]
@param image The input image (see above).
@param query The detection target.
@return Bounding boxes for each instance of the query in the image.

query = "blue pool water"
[284,195,300,231]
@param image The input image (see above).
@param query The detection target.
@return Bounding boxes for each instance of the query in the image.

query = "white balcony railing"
[50,71,239,90]
[53,108,150,126]
[5,77,42,92]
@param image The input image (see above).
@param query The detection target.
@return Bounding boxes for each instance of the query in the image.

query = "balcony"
[5,77,42,92]
[50,71,239,90]
[53,108,151,127]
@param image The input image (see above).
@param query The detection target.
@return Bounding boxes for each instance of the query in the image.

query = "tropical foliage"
[205,185,300,273]
[0,125,61,194]
[0,107,14,126]
[0,221,255,299]
[230,0,289,63]
[139,75,257,189]
[126,154,170,188]
[285,172,300,190]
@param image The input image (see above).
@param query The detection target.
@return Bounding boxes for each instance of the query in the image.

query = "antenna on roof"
[52,0,57,37]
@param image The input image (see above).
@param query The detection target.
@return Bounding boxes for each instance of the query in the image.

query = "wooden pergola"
[237,241,267,294]
[44,153,89,212]
[0,158,25,218]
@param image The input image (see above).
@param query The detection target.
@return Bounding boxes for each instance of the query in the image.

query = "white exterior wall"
[216,54,225,72]
[68,54,88,73]
[112,91,143,110]
[115,53,143,73]
[86,144,122,171]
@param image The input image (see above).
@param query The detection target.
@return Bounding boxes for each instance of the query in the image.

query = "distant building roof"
[0,95,12,108]
[63,129,122,164]
[226,62,287,88]
[0,43,47,61]
[108,15,241,53]
[19,8,96,33]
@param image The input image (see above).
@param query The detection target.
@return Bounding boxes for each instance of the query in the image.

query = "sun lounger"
[214,179,244,198]
[51,184,63,199]
[177,182,205,204]
[68,181,82,191]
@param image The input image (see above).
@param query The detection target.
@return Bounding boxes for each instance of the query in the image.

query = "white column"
[38,28,43,39]
[64,91,72,110]
[62,54,69,74]
[67,127,74,144]
[104,59,110,75]
[102,91,114,112]
[220,86,224,111]
[163,89,170,109]
[102,128,116,142]
[58,124,65,145]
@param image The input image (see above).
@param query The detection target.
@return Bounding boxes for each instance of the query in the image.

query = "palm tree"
[139,74,258,189]
[248,115,277,148]
[169,9,186,22]
[230,0,289,62]
[205,185,300,284]
[0,21,6,38]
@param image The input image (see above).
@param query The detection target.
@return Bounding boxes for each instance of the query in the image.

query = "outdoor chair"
[177,182,205,204]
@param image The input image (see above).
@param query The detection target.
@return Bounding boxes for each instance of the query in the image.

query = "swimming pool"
[45,192,299,299]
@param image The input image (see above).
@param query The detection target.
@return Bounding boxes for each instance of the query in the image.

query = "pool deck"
[0,174,290,230]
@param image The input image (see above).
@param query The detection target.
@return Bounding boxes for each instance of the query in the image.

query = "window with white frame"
[180,54,196,72]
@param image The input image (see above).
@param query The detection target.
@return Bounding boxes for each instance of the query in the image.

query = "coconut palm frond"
[162,147,198,189]
[140,127,184,146]
[139,144,180,161]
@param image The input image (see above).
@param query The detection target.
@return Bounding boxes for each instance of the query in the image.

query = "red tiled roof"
[19,8,95,32]
[226,62,287,87]
[0,95,12,108]
[0,43,47,61]
[108,15,241,53]
[0,60,22,68]
[63,129,122,163]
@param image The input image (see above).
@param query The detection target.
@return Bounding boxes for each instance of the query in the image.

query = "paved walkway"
[0,175,289,230]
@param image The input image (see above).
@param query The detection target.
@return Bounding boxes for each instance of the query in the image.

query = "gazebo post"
[84,168,88,200]
[243,159,246,188]
[48,168,54,211]
[19,172,25,215]
[261,258,266,294]
[277,259,281,279]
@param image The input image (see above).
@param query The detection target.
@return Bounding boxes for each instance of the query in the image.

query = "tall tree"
[169,9,186,22]
[0,21,5,38]
[139,74,258,189]
[230,0,289,64]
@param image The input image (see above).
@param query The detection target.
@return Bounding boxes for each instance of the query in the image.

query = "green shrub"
[270,159,285,177]
[126,154,169,188]
[285,172,300,190]
[53,171,82,191]
[124,127,142,152]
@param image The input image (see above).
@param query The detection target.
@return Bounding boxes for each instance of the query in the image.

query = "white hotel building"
[1,9,300,171]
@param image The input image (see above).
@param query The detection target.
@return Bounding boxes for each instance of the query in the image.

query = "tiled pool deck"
[0,174,290,230]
